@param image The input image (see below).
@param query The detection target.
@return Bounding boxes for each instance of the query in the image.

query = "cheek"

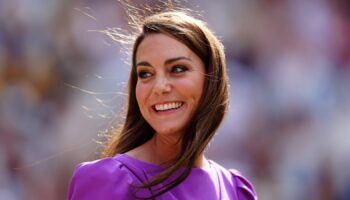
[193,82,204,103]
[135,82,151,108]
[179,76,205,103]
[193,77,205,105]
[135,83,144,107]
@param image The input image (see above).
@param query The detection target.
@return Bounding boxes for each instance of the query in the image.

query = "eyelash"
[137,65,188,79]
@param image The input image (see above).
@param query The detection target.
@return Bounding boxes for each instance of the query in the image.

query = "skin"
[126,33,209,168]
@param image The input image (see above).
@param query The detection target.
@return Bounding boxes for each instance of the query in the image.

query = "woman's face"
[135,33,205,137]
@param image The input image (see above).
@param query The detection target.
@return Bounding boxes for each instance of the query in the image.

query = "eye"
[171,65,188,73]
[137,70,152,79]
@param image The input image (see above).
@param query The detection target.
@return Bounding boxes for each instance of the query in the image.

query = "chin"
[154,127,184,137]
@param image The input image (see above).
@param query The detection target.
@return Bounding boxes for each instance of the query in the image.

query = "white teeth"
[155,102,182,111]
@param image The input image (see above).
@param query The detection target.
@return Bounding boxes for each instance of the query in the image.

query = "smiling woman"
[135,33,205,140]
[67,6,257,200]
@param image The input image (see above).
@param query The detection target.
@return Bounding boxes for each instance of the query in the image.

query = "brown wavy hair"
[102,10,229,199]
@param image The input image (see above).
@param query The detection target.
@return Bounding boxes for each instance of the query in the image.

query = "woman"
[68,10,257,200]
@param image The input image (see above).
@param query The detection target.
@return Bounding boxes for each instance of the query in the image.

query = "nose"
[153,74,172,95]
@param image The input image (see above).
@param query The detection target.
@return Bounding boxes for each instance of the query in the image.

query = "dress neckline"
[114,153,222,199]
[115,153,215,173]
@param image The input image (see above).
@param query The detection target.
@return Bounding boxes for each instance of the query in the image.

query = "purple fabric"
[68,154,257,200]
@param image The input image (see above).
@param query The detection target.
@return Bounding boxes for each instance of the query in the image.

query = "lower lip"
[153,104,184,116]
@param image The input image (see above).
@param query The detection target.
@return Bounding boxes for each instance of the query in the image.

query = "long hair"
[102,10,229,199]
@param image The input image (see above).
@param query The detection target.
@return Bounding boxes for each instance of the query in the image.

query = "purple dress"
[68,154,257,200]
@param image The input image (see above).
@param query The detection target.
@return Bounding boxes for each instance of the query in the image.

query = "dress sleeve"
[68,159,135,200]
[230,169,258,200]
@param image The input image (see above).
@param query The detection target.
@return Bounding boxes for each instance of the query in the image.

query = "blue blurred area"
[1,0,350,199]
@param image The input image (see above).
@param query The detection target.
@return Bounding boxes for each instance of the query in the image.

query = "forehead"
[135,33,196,62]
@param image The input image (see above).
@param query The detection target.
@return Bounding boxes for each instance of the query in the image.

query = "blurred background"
[1,0,350,199]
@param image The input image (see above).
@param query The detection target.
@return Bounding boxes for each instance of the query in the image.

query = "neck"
[148,134,209,168]
[126,133,209,168]
[149,133,181,165]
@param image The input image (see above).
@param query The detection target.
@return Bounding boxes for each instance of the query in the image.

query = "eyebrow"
[136,56,192,67]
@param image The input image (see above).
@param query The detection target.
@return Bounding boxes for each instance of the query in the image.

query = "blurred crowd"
[0,0,349,200]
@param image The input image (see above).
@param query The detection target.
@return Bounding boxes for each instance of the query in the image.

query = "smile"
[154,102,183,112]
